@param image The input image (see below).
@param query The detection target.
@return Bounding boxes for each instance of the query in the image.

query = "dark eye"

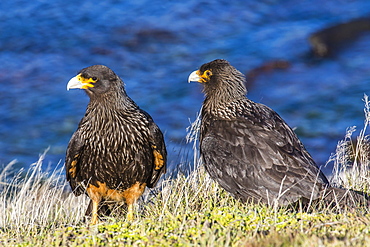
[92,77,97,81]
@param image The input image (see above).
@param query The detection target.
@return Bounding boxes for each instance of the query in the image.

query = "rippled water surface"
[1,0,370,175]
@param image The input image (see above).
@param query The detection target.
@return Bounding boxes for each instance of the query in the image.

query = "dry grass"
[1,96,370,246]
[329,94,370,193]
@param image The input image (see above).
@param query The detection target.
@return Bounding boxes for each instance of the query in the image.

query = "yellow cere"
[77,74,98,89]
[198,69,212,83]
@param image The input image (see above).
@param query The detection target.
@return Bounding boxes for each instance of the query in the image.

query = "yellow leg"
[127,203,134,221]
[122,182,147,221]
[86,184,104,225]
[90,200,99,225]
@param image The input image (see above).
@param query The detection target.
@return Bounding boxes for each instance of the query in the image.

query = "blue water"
[1,0,370,176]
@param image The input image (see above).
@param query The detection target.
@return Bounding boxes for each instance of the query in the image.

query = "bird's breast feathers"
[80,110,151,151]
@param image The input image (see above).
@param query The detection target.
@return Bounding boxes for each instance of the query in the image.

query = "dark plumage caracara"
[188,59,368,208]
[66,65,166,224]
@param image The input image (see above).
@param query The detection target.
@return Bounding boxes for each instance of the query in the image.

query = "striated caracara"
[188,59,368,209]
[65,65,166,224]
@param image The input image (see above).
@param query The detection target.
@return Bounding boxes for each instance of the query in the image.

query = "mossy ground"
[1,163,370,247]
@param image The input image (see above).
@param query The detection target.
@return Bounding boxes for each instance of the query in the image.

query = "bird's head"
[67,65,123,98]
[188,59,247,100]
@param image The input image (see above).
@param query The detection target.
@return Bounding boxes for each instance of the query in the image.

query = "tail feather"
[320,187,369,209]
